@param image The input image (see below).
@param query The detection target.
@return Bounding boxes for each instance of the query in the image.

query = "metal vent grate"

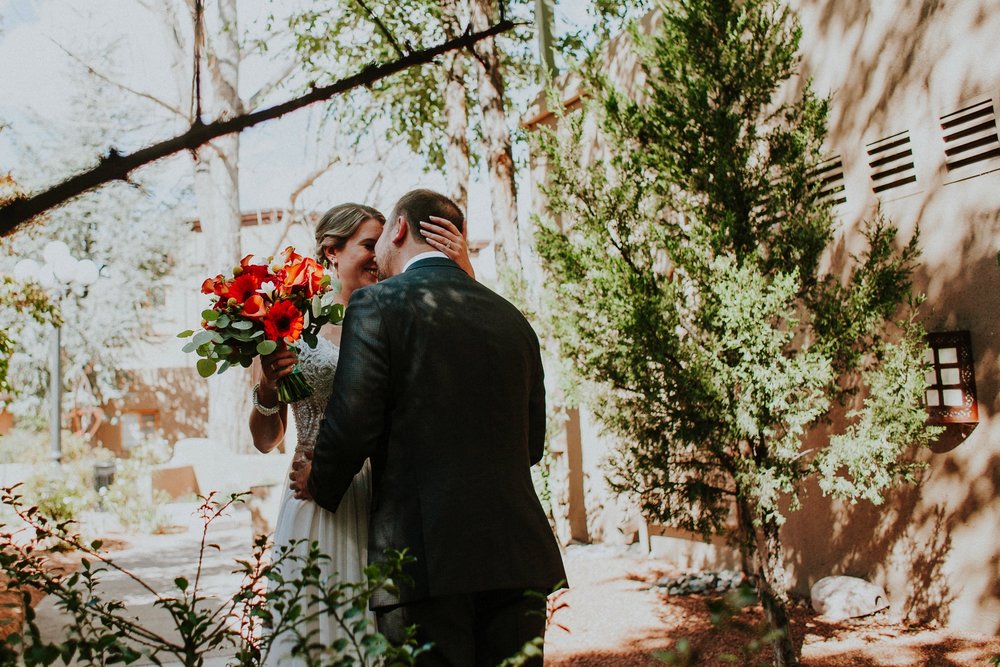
[813,156,847,206]
[940,99,1000,172]
[867,131,917,194]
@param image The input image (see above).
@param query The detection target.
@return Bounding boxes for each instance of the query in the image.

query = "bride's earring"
[333,262,340,279]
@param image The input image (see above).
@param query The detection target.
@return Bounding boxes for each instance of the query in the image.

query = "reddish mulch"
[543,545,1000,666]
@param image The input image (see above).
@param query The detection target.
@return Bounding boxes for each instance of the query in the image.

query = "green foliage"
[279,0,538,172]
[0,488,427,666]
[0,275,60,398]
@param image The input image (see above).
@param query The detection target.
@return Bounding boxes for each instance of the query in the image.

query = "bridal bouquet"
[178,247,344,403]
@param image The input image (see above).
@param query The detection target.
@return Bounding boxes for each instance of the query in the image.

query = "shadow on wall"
[784,211,1000,628]
[791,0,992,141]
[776,0,1000,633]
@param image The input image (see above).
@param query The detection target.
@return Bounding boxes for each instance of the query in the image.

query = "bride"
[248,202,474,664]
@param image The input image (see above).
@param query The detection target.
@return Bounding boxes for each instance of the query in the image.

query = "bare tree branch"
[49,39,187,119]
[353,0,406,57]
[270,153,343,253]
[193,0,205,120]
[0,19,518,236]
[246,61,298,111]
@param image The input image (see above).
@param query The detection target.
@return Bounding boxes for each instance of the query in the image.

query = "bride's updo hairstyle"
[314,203,386,265]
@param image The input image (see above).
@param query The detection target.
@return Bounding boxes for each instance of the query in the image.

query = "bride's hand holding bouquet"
[179,247,344,403]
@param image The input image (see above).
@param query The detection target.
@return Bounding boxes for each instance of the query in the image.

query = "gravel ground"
[544,544,1000,666]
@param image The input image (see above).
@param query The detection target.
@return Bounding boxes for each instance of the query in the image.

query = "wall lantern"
[924,330,979,425]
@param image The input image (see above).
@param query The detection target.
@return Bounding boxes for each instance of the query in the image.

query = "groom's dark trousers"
[308,257,566,666]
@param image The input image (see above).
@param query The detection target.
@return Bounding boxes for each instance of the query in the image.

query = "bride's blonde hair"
[314,203,385,265]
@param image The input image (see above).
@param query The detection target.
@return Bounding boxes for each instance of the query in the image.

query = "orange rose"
[283,257,325,298]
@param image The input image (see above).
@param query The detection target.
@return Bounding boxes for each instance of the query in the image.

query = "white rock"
[810,575,889,621]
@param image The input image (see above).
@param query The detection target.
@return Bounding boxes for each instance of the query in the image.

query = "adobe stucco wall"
[780,0,1000,634]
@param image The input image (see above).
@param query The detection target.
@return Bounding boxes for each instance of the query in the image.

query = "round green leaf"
[196,359,218,378]
[202,309,220,321]
[256,340,277,356]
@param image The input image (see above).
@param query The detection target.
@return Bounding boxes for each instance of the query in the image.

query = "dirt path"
[544,544,1000,666]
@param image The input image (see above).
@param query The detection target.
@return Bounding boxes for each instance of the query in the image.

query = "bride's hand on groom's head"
[260,349,299,391]
[420,216,476,280]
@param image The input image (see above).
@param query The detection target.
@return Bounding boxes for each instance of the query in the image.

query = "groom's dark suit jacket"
[308,256,566,609]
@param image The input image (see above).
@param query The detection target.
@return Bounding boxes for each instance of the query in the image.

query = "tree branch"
[270,153,343,253]
[0,19,517,236]
[353,0,406,57]
[49,39,187,119]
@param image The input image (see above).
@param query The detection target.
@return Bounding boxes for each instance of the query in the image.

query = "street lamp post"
[13,241,100,464]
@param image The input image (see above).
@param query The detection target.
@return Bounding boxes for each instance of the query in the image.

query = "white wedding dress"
[265,335,373,665]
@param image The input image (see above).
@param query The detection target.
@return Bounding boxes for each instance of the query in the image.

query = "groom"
[295,188,566,665]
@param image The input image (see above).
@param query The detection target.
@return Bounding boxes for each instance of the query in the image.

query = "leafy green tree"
[533,1,940,663]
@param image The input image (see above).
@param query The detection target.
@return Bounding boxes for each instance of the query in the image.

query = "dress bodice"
[289,335,339,457]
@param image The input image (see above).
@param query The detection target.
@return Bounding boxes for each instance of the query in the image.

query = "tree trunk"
[736,498,798,667]
[469,0,521,279]
[441,0,470,212]
[198,0,253,455]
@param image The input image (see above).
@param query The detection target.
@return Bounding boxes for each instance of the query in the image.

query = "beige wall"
[528,0,1000,634]
[781,0,1000,634]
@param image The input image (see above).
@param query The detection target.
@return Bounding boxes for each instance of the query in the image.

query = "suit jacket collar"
[402,255,463,273]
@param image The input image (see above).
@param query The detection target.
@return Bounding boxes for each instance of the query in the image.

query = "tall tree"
[534,1,940,664]
[470,0,521,277]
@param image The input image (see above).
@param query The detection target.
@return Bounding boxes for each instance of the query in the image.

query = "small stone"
[810,575,890,621]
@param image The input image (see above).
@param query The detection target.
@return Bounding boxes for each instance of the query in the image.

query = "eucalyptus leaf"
[196,359,217,378]
[202,309,220,321]
[231,320,254,330]
[192,330,214,347]
[256,340,278,356]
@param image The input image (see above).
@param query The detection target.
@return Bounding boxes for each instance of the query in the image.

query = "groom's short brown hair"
[391,189,465,242]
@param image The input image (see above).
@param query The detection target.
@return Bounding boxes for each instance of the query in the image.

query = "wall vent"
[940,98,1000,173]
[866,131,917,194]
[814,156,846,206]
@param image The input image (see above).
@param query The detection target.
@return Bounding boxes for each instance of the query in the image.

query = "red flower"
[239,254,276,283]
[263,300,304,342]
[225,274,260,304]
[242,294,268,320]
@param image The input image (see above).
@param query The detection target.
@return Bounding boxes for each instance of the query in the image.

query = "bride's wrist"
[253,382,281,415]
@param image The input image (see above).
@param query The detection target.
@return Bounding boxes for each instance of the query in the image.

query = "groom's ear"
[392,215,408,245]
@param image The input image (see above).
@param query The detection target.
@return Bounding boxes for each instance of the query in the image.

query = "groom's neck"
[393,242,434,274]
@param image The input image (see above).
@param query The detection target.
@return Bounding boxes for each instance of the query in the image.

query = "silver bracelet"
[252,383,281,416]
